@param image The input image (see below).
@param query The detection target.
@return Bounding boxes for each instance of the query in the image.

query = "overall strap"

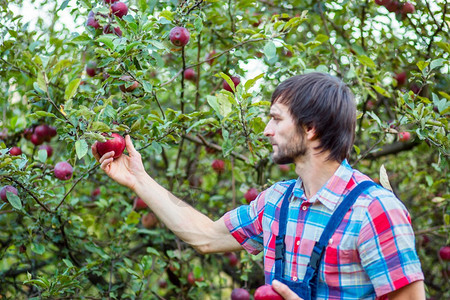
[306,181,376,299]
[274,182,296,272]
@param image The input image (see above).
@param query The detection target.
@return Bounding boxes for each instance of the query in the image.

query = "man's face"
[263,102,307,164]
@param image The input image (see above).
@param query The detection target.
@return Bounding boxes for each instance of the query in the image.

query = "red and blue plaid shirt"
[224,160,423,299]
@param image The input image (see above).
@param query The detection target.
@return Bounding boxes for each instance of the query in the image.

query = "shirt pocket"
[321,243,361,286]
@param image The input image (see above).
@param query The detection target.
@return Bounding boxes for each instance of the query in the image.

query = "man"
[92,72,425,299]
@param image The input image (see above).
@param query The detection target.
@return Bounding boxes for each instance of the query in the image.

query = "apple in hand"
[231,288,250,300]
[169,27,190,47]
[254,284,283,300]
[0,185,18,202]
[54,161,73,180]
[95,133,126,159]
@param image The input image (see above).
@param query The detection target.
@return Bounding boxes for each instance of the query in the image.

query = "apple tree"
[0,0,448,298]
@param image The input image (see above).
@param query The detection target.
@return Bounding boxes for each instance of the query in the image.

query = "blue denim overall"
[273,181,376,300]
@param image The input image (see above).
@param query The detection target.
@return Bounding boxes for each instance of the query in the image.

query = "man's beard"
[271,136,307,165]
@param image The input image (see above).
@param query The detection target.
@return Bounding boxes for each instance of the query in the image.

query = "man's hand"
[92,135,147,191]
[272,280,304,300]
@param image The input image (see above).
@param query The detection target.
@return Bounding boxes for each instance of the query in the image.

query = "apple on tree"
[211,159,225,174]
[54,161,73,181]
[224,251,239,267]
[95,133,126,159]
[86,11,100,29]
[141,212,158,229]
[39,145,53,158]
[9,146,22,156]
[231,288,250,300]
[184,68,196,81]
[111,1,128,18]
[398,131,411,142]
[394,71,407,85]
[86,61,97,77]
[119,75,139,92]
[222,76,241,93]
[169,26,190,47]
[187,271,204,286]
[244,187,259,203]
[439,246,450,261]
[133,197,148,210]
[0,185,18,202]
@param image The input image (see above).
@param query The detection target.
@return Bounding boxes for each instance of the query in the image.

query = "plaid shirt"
[224,160,424,299]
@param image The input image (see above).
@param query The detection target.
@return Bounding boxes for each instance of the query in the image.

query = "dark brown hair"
[271,72,356,162]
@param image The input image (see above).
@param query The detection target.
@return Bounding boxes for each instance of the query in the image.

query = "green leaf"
[96,35,115,51]
[244,73,264,91]
[34,111,57,118]
[90,121,110,132]
[75,139,89,159]
[264,41,277,60]
[7,192,22,210]
[357,55,376,69]
[372,85,391,98]
[31,243,45,255]
[126,210,141,225]
[37,149,47,162]
[194,17,203,32]
[430,58,445,70]
[118,104,143,117]
[416,61,429,72]
[151,141,162,154]
[64,78,81,101]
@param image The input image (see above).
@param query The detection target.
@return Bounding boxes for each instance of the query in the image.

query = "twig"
[4,176,51,212]
[318,2,341,76]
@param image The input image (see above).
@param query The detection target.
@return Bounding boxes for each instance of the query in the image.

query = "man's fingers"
[125,135,138,155]
[100,157,114,170]
[99,151,115,164]
[272,280,303,300]
[91,143,100,161]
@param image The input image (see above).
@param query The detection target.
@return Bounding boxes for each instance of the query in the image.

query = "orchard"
[0,0,449,299]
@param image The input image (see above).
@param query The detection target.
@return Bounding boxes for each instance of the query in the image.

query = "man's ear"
[304,125,317,140]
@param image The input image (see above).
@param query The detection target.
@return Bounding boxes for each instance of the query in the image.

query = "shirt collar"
[291,160,353,211]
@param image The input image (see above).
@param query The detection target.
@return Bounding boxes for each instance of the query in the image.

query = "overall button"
[302,205,307,211]
[329,238,333,245]
[296,240,300,246]
[293,276,298,281]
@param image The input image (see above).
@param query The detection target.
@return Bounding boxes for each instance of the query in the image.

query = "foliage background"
[0,0,448,299]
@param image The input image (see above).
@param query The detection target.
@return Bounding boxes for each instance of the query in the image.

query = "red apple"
[39,145,53,158]
[86,11,100,29]
[34,124,49,140]
[254,284,283,300]
[206,50,216,65]
[279,164,290,172]
[394,71,407,85]
[141,212,158,229]
[103,25,122,37]
[91,187,101,198]
[169,27,190,47]
[402,2,415,14]
[133,197,147,210]
[0,185,18,202]
[231,288,250,300]
[244,188,259,203]
[119,75,139,92]
[86,61,97,77]
[398,131,411,142]
[95,133,126,159]
[23,127,34,140]
[111,1,128,18]
[184,68,196,81]
[439,246,450,261]
[104,0,119,3]
[187,272,203,285]
[9,146,22,156]
[31,133,44,146]
[385,1,400,13]
[158,279,168,288]
[211,159,225,174]
[222,76,240,92]
[225,252,239,267]
[54,161,73,181]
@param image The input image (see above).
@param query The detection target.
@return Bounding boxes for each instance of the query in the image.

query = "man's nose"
[264,121,273,137]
